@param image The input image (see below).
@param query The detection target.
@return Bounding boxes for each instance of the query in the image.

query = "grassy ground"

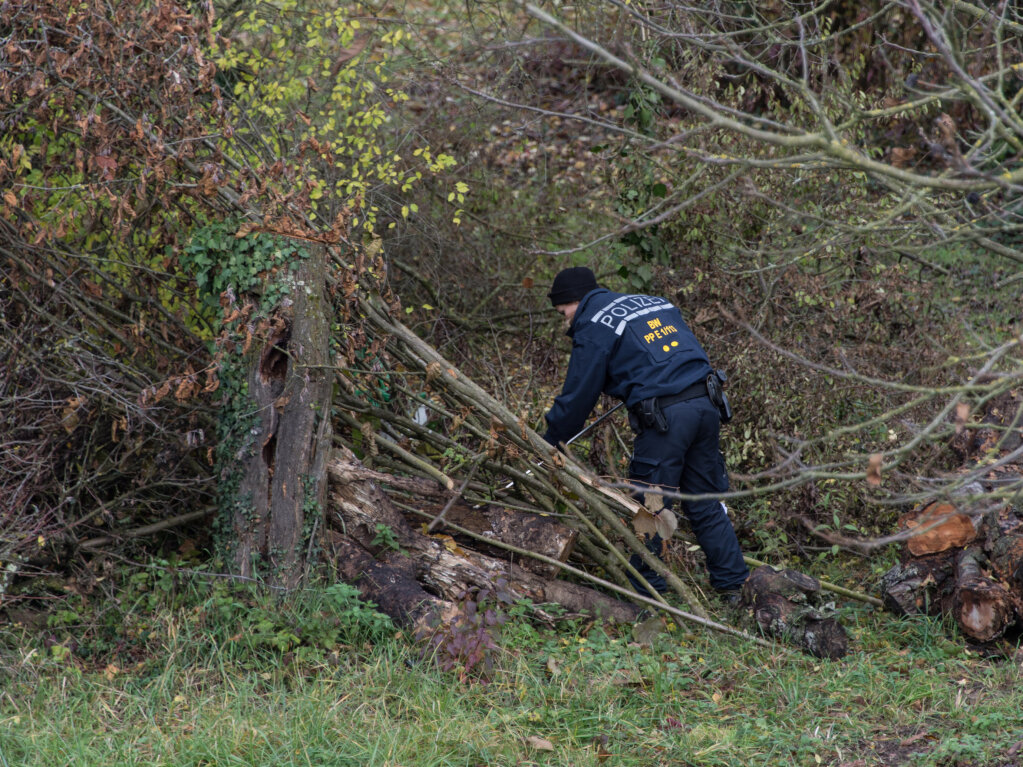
[1,570,1021,767]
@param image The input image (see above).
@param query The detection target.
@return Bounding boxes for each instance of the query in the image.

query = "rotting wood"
[742,566,849,659]
[327,447,640,623]
[231,245,333,588]
[415,497,578,578]
[879,552,956,617]
[327,446,779,646]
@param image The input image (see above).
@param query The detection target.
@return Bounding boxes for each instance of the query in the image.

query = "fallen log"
[413,497,578,578]
[980,509,1023,593]
[880,500,1023,643]
[741,566,849,659]
[331,534,453,630]
[327,447,640,625]
[951,547,1017,643]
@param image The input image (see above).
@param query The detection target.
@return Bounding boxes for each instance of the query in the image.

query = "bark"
[417,498,578,578]
[951,547,1017,642]
[231,245,333,588]
[878,552,957,617]
[980,509,1023,592]
[742,566,849,659]
[327,447,640,624]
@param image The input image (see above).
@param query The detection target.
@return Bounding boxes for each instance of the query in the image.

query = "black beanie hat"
[548,266,598,306]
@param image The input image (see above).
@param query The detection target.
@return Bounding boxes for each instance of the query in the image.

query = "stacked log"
[879,502,1023,643]
[880,386,1023,644]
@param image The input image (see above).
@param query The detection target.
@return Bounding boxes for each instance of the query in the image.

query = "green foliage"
[11,565,395,670]
[180,219,306,316]
[622,83,662,135]
[370,523,403,554]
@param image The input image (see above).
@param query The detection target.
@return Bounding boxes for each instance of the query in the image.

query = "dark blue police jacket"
[543,288,713,447]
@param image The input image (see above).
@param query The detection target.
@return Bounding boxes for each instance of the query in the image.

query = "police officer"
[542,266,748,600]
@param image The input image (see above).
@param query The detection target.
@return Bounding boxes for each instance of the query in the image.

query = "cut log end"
[899,503,976,557]
[952,548,1017,643]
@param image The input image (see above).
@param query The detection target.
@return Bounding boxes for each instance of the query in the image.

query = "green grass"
[1,572,1021,767]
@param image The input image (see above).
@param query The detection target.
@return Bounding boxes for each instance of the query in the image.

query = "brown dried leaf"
[633,507,658,537]
[866,453,883,486]
[890,146,917,168]
[525,736,554,751]
[330,34,371,75]
[654,509,678,541]
[954,402,971,434]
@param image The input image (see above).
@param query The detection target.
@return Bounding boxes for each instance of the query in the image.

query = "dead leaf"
[954,402,971,434]
[525,736,554,751]
[522,277,534,289]
[633,507,658,537]
[3,190,17,206]
[330,34,371,75]
[61,396,86,434]
[654,509,678,541]
[433,534,466,556]
[609,668,643,686]
[546,656,559,676]
[662,716,685,730]
[866,453,883,486]
[890,146,917,168]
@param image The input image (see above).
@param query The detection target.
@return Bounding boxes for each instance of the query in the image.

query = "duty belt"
[629,380,708,419]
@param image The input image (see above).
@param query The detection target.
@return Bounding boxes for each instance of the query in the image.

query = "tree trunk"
[230,244,333,588]
[326,447,640,625]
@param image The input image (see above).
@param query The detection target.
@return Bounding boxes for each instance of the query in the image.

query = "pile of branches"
[332,297,732,626]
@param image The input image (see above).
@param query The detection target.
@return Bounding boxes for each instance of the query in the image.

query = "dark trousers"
[627,396,748,595]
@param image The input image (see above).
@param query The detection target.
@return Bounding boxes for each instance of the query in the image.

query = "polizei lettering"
[590,294,674,335]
